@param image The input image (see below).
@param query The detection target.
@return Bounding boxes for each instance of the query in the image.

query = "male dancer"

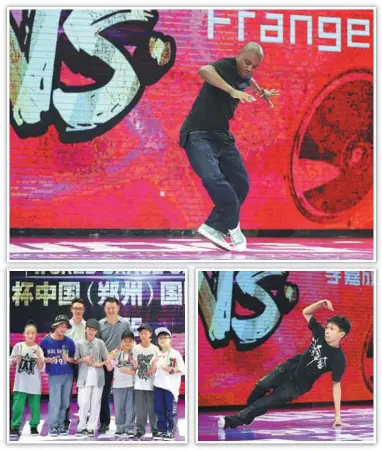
[218,299,351,429]
[180,42,279,251]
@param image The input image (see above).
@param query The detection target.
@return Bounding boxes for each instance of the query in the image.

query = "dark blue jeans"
[185,131,250,233]
[154,387,174,433]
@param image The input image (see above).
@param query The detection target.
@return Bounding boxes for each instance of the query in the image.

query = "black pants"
[185,131,250,233]
[226,362,301,427]
[64,364,78,425]
[99,367,114,426]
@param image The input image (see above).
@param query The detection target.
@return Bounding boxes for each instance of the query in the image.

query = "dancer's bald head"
[239,42,264,58]
[236,42,264,78]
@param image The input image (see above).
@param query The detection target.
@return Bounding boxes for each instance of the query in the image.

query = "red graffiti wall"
[10,9,374,230]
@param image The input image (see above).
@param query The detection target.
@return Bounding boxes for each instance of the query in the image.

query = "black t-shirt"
[286,316,346,393]
[179,57,251,147]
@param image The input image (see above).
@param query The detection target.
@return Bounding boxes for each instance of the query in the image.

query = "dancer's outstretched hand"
[321,299,334,311]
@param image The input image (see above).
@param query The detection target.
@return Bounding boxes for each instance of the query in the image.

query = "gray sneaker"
[57,427,69,436]
[49,428,59,437]
[75,429,88,436]
[197,224,231,251]
[228,225,247,251]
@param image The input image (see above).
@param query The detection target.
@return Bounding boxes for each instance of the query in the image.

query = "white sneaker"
[217,417,226,429]
[228,224,247,251]
[197,224,231,251]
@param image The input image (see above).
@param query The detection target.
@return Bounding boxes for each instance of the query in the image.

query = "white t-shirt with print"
[11,342,44,395]
[113,349,135,388]
[154,348,185,400]
[133,343,159,391]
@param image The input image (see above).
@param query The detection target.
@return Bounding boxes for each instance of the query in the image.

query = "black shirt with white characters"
[286,316,346,393]
[180,57,251,147]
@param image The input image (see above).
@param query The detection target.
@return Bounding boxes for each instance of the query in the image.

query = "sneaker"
[58,427,69,436]
[218,416,240,429]
[163,431,175,441]
[127,431,135,438]
[153,431,166,440]
[218,416,234,429]
[10,428,20,437]
[98,424,109,434]
[134,431,144,439]
[76,429,88,436]
[197,224,231,251]
[114,430,124,437]
[87,430,95,436]
[30,427,39,435]
[49,428,59,437]
[228,224,247,251]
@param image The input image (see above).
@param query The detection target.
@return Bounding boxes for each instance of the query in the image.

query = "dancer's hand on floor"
[333,417,349,427]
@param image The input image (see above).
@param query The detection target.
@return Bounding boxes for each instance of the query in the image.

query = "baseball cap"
[137,324,152,333]
[86,318,100,330]
[121,330,135,340]
[155,327,172,337]
[52,315,71,329]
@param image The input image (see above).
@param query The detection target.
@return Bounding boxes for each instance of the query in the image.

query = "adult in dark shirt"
[218,299,351,429]
[180,42,279,251]
[97,297,131,434]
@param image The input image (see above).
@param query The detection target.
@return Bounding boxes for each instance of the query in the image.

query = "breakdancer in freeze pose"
[218,299,351,429]
[180,42,279,251]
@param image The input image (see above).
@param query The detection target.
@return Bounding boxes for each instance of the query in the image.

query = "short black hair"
[71,298,85,307]
[327,316,351,336]
[104,297,120,306]
[24,320,38,331]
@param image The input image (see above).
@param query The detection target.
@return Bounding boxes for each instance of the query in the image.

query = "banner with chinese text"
[10,271,186,395]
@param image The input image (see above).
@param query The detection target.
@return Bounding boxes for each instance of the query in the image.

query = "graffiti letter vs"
[198,271,299,350]
[10,9,176,143]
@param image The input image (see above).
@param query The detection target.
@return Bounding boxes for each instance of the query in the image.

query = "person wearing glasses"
[64,298,87,430]
[152,327,185,441]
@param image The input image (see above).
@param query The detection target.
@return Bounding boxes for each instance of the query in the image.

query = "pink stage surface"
[9,236,373,260]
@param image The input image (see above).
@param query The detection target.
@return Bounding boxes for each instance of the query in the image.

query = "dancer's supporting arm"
[333,382,348,427]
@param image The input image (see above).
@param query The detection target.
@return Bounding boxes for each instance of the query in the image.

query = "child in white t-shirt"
[10,321,45,437]
[132,324,160,439]
[109,330,136,438]
[153,327,185,441]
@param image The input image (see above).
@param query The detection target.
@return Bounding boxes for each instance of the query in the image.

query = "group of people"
[10,297,185,440]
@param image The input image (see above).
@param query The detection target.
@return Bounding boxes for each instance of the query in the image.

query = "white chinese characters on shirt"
[306,337,328,370]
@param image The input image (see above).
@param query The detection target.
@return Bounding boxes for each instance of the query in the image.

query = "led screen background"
[198,271,373,407]
[10,9,373,230]
[9,271,186,396]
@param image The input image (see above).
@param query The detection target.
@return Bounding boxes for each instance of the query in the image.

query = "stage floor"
[9,399,186,443]
[198,406,374,442]
[9,237,373,260]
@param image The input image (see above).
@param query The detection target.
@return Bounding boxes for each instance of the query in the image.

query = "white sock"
[229,223,241,233]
